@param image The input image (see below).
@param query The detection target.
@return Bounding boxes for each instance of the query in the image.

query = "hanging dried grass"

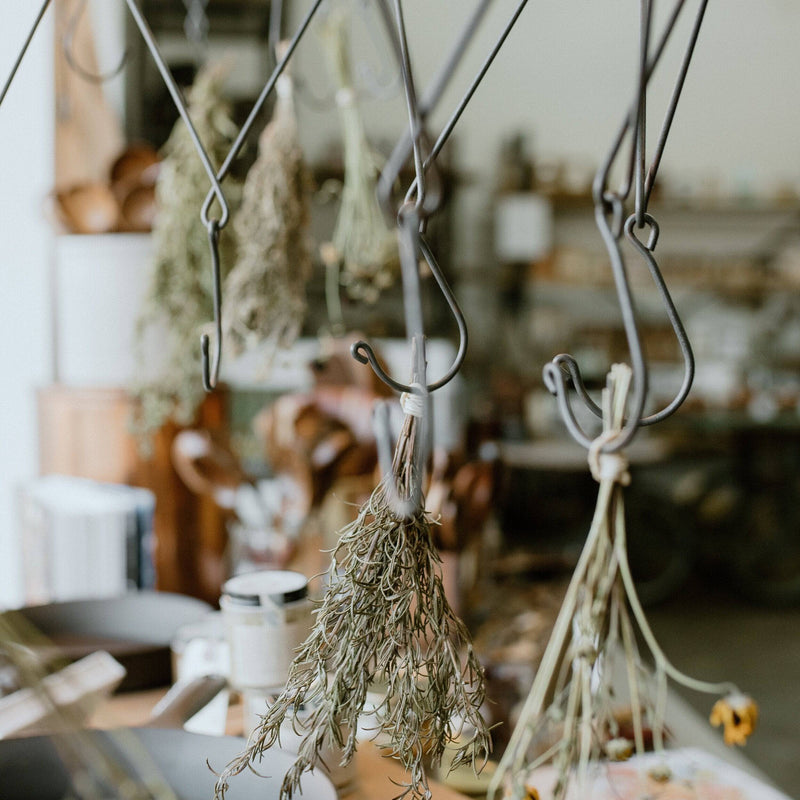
[489,365,756,800]
[319,9,399,305]
[214,409,490,800]
[222,69,313,361]
[132,62,241,444]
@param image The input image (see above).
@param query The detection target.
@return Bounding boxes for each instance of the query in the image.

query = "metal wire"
[355,0,530,398]
[123,0,232,389]
[199,0,325,225]
[0,0,53,108]
[546,0,706,453]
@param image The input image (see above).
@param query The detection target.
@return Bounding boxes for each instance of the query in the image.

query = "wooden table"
[90,689,475,800]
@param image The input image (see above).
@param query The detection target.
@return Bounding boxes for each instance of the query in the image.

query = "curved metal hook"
[201,220,222,391]
[624,214,695,425]
[351,229,468,395]
[63,0,129,84]
[543,206,648,453]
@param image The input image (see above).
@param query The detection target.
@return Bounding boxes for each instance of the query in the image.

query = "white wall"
[0,5,55,607]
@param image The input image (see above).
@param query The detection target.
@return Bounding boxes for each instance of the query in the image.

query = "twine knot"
[400,384,426,418]
[588,430,631,485]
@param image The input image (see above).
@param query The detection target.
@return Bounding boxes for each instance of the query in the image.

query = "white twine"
[400,385,426,418]
[335,87,356,108]
[588,428,630,485]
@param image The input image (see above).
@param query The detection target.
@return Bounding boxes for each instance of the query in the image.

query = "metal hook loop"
[201,220,223,391]
[63,0,130,84]
[623,213,694,425]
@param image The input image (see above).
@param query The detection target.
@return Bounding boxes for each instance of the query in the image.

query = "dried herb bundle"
[215,409,490,800]
[132,62,240,443]
[490,365,756,800]
[222,69,313,360]
[319,10,398,305]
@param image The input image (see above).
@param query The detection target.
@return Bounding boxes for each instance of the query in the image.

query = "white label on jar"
[226,601,311,689]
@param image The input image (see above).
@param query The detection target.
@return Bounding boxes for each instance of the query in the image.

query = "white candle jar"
[220,570,311,691]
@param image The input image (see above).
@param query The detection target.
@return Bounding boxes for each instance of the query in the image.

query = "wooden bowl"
[119,184,157,232]
[110,143,160,187]
[55,184,119,234]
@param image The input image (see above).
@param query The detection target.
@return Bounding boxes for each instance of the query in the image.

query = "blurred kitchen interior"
[1,0,800,796]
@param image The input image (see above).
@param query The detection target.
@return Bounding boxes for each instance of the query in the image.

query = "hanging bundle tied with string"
[490,365,757,800]
[214,379,490,800]
[222,47,313,361]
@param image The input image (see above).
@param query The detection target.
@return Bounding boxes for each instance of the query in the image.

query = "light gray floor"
[647,580,800,798]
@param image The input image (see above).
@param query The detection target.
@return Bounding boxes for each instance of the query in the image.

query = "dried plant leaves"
[132,62,241,441]
[215,413,490,800]
[222,78,313,361]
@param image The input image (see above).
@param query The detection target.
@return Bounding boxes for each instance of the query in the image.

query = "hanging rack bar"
[0,0,53,108]
[633,0,651,228]
[594,0,688,217]
[391,0,427,215]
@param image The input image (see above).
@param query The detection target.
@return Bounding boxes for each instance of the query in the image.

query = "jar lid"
[223,570,308,606]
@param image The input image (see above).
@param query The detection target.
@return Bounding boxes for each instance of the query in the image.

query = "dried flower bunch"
[490,365,757,800]
[132,62,240,443]
[222,65,313,361]
[215,407,490,800]
[319,9,399,305]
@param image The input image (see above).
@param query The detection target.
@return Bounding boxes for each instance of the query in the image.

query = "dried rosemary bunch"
[222,63,313,361]
[489,365,756,800]
[214,407,490,800]
[132,62,240,444]
[319,9,399,305]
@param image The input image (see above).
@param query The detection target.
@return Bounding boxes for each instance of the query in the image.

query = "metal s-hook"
[548,0,706,451]
[623,214,695,425]
[351,226,468,394]
[62,0,129,84]
[543,204,649,453]
[124,0,231,390]
[201,220,223,391]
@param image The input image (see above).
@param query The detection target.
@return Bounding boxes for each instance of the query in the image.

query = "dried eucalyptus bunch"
[132,62,240,443]
[214,406,490,800]
[222,63,313,361]
[490,365,757,800]
[319,9,399,305]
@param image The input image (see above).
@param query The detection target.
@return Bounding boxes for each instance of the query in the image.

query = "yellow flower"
[710,693,759,746]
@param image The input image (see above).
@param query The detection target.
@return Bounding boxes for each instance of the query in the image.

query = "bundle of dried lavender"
[222,66,313,361]
[490,365,757,800]
[215,409,490,800]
